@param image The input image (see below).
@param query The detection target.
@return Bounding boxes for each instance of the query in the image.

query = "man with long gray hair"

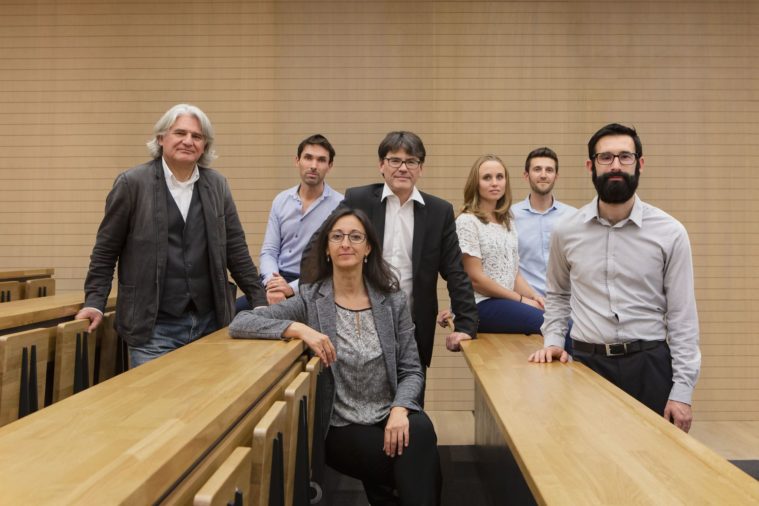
[77,103,266,366]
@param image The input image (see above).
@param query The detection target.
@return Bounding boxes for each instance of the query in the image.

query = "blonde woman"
[454,154,545,334]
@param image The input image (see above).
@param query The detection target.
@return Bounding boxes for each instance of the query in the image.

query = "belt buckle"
[605,343,627,357]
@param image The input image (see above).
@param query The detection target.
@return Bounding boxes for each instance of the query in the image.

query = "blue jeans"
[129,309,219,367]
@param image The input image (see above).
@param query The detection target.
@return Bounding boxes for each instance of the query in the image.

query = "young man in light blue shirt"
[512,147,576,296]
[238,134,343,310]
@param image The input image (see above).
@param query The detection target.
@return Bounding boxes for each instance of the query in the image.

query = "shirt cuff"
[543,334,565,349]
[668,382,693,406]
[82,306,104,316]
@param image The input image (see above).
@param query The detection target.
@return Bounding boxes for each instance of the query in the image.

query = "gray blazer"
[229,279,424,436]
[83,159,266,345]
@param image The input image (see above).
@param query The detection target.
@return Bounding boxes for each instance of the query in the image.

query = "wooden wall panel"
[0,0,756,420]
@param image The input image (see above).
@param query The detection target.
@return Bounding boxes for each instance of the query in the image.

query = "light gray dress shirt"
[541,196,701,404]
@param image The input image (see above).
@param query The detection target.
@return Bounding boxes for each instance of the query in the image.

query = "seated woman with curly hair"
[229,207,441,506]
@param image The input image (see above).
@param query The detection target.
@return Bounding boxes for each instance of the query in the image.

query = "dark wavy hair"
[312,207,399,293]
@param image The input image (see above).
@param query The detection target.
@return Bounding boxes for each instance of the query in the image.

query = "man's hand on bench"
[528,345,568,363]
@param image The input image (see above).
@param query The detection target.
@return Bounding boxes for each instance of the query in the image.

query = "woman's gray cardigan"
[228,278,424,438]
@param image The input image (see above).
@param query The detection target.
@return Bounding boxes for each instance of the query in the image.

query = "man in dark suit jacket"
[339,131,478,369]
[76,104,266,366]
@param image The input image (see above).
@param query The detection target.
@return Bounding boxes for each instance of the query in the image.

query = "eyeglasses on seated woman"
[229,207,442,506]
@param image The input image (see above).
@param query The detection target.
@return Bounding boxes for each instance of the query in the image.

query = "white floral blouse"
[455,212,519,304]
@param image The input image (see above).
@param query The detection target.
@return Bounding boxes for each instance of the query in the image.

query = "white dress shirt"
[381,183,425,311]
[162,158,200,221]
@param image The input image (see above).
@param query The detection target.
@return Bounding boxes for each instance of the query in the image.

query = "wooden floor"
[428,411,759,461]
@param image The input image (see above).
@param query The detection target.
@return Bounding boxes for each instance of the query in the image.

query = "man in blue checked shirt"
[237,134,343,311]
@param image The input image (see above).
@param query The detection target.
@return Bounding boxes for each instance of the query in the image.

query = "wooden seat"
[0,328,52,427]
[24,278,55,299]
[252,400,287,506]
[0,281,21,303]
[305,357,321,464]
[284,372,311,506]
[194,446,253,506]
[96,312,128,383]
[53,319,96,403]
[305,356,325,502]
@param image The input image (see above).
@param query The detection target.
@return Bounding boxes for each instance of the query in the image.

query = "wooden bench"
[0,281,21,303]
[193,446,253,506]
[283,371,312,506]
[252,400,288,506]
[0,291,117,335]
[0,329,305,504]
[24,278,56,299]
[52,319,96,403]
[461,333,759,504]
[0,268,54,283]
[0,327,51,426]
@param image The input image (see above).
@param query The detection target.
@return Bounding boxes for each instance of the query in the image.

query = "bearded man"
[528,123,701,434]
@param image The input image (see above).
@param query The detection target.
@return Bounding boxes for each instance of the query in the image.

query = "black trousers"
[325,411,442,506]
[572,340,673,415]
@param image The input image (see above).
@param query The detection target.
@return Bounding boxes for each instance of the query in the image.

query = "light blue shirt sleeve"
[259,184,343,288]
[259,192,286,286]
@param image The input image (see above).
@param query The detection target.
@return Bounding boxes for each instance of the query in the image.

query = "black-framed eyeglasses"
[328,231,367,244]
[384,157,421,170]
[593,152,638,166]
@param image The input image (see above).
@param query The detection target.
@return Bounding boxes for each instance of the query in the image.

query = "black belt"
[571,339,665,357]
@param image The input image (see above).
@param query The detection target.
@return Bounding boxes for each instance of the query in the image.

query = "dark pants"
[477,298,574,353]
[235,270,299,312]
[477,297,543,334]
[325,411,442,506]
[571,340,673,415]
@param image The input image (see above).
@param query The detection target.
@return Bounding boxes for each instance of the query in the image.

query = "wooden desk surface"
[461,333,759,505]
[0,291,116,332]
[0,268,54,282]
[0,329,304,504]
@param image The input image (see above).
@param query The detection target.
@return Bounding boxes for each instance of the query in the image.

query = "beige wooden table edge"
[461,334,759,504]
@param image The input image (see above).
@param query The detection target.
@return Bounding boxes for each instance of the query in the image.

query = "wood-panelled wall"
[0,1,756,420]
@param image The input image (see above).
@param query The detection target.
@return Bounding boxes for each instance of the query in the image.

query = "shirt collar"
[520,194,557,214]
[583,195,643,227]
[289,182,334,203]
[381,183,425,206]
[162,158,199,187]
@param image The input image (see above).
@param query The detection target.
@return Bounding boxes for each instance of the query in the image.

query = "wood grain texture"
[0,0,756,420]
[0,291,116,333]
[0,329,304,504]
[461,333,759,505]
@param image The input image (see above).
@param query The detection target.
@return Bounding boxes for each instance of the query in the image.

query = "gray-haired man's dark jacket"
[83,158,266,345]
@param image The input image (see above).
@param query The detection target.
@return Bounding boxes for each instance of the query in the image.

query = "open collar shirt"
[512,195,576,295]
[259,182,343,289]
[541,195,701,404]
[381,183,425,310]
[162,158,200,221]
